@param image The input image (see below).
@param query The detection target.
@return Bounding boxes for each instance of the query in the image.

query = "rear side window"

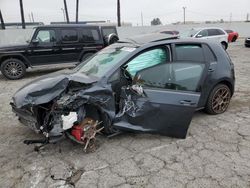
[208,29,224,36]
[175,44,205,62]
[102,28,117,37]
[134,62,205,92]
[203,45,216,62]
[80,28,100,42]
[61,29,78,42]
[197,29,208,37]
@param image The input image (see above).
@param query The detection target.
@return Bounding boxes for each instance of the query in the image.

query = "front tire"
[205,84,231,115]
[1,58,26,80]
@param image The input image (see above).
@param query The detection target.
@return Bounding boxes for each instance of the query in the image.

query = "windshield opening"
[75,45,136,78]
[180,29,199,37]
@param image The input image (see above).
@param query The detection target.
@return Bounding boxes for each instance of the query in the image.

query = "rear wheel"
[221,42,228,50]
[232,36,237,42]
[205,84,231,115]
[0,58,26,80]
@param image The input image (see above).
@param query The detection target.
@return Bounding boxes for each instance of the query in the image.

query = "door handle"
[179,100,196,106]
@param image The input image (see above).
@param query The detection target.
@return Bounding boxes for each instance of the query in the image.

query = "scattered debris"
[62,112,77,130]
[51,169,84,187]
[68,118,104,152]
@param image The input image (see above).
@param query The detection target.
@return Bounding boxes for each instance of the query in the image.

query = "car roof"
[192,27,225,31]
[116,34,219,50]
[118,33,179,45]
[35,24,115,29]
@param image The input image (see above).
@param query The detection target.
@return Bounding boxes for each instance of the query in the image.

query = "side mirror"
[31,38,39,44]
[196,34,203,38]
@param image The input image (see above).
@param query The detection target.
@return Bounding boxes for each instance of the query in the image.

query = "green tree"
[151,18,162,25]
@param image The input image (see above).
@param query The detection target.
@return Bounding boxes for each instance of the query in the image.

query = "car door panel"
[114,87,200,138]
[27,29,62,65]
[59,45,81,62]
[57,28,82,63]
[113,45,204,138]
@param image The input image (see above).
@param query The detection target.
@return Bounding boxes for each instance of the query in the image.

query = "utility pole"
[0,10,5,29]
[247,13,249,22]
[141,12,144,26]
[76,0,79,23]
[183,7,186,24]
[117,0,121,27]
[61,8,66,22]
[63,0,70,23]
[31,12,34,22]
[230,13,232,23]
[19,0,26,29]
[29,13,32,22]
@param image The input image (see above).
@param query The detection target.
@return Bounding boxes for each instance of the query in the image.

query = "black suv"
[0,24,119,79]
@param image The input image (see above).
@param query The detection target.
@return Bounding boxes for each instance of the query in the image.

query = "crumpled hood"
[13,70,99,108]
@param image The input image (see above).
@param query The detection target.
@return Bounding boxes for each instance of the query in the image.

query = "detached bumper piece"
[10,102,39,133]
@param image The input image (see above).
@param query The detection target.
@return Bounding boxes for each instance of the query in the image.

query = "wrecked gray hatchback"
[11,34,235,150]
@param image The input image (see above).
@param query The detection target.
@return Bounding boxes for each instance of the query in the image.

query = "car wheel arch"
[221,41,228,49]
[217,80,234,95]
[82,104,114,134]
[205,80,234,104]
[0,55,30,68]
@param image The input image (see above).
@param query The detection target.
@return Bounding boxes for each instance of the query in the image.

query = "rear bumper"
[10,102,40,132]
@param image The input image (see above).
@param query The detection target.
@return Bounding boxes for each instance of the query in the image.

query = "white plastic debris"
[62,112,77,130]
[131,85,144,95]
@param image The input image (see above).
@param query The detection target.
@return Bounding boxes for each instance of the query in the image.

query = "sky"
[0,0,250,26]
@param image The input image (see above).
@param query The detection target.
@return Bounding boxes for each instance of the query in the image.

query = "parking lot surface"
[0,40,249,188]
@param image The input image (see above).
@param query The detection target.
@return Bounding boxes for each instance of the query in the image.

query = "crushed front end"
[11,73,116,150]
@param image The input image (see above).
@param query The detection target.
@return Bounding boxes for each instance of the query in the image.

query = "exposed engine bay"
[11,71,138,151]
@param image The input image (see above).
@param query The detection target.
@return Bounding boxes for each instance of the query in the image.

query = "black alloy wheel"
[1,58,26,80]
